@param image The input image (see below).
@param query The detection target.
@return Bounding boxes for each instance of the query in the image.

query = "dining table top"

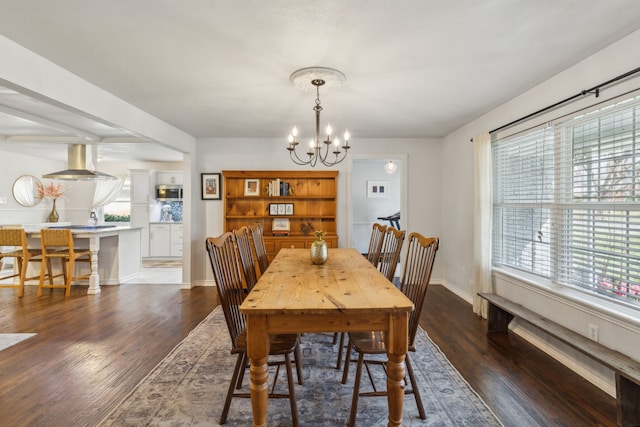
[240,247,414,316]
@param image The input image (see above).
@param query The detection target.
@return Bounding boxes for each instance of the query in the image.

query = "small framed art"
[244,179,260,196]
[285,203,294,215]
[367,180,389,198]
[272,218,290,231]
[201,173,221,200]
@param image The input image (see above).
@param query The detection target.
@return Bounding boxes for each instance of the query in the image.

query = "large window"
[493,96,640,306]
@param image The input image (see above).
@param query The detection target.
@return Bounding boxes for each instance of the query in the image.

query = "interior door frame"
[346,153,408,251]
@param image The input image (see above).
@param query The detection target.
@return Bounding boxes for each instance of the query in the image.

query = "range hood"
[42,144,117,180]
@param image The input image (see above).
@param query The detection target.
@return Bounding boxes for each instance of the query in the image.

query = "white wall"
[194,137,442,285]
[441,28,640,395]
[0,150,67,224]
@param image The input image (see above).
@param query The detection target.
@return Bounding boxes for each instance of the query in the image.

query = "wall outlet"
[0,197,7,204]
[588,324,599,342]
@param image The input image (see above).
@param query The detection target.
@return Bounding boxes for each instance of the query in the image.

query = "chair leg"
[64,258,74,296]
[284,352,300,427]
[406,353,426,419]
[220,352,246,425]
[348,352,365,427]
[236,352,248,389]
[335,332,346,369]
[37,256,47,297]
[341,340,353,384]
[18,258,27,298]
[294,339,303,385]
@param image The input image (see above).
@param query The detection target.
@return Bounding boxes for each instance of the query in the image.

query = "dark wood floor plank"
[0,284,218,427]
[0,283,618,426]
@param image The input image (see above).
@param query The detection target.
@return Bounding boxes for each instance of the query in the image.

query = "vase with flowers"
[37,181,65,223]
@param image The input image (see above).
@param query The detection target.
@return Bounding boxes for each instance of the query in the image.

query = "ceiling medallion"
[287,67,350,167]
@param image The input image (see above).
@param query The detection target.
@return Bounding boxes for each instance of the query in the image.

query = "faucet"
[89,211,98,225]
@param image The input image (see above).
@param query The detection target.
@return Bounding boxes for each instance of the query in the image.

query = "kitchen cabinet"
[156,172,183,185]
[149,223,182,257]
[170,223,183,257]
[130,169,152,257]
[131,169,152,203]
[130,204,150,257]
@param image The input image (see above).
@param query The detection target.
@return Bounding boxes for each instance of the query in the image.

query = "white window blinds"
[492,96,640,306]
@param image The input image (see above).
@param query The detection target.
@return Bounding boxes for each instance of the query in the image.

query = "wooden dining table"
[239,247,414,426]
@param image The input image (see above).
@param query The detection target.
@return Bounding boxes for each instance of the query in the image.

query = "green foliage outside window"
[104,213,130,222]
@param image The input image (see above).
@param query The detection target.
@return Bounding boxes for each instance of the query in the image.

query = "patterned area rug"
[0,333,36,352]
[100,307,503,427]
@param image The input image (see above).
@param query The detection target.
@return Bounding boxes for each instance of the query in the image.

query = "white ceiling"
[1,0,640,162]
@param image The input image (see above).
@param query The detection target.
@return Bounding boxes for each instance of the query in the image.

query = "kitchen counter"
[24,224,142,294]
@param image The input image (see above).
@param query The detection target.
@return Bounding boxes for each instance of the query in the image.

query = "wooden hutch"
[222,170,339,262]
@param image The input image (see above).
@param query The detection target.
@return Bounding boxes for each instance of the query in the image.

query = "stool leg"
[65,258,74,296]
[37,256,47,296]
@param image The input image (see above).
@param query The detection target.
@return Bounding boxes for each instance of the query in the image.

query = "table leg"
[386,312,408,427]
[247,314,270,427]
[86,235,101,295]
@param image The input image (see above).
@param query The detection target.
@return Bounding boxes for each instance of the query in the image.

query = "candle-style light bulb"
[288,134,294,143]
[292,126,298,137]
[334,138,340,147]
[344,130,350,141]
[326,124,332,137]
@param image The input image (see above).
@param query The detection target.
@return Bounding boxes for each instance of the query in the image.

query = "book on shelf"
[272,231,290,236]
[267,179,290,196]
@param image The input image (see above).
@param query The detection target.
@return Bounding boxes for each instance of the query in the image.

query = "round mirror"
[12,175,44,207]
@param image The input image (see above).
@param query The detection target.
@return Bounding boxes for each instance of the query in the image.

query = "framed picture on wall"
[244,179,260,196]
[367,180,389,198]
[201,173,221,200]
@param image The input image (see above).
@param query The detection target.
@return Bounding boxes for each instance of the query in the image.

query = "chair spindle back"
[234,226,258,291]
[399,233,439,348]
[378,226,406,282]
[248,222,269,275]
[365,223,387,267]
[205,233,247,347]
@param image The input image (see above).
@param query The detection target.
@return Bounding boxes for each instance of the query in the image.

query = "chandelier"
[287,67,351,167]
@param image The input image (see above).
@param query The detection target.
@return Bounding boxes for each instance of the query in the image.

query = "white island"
[23,224,142,294]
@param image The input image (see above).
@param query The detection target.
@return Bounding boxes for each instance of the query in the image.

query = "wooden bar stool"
[0,228,50,297]
[38,228,92,297]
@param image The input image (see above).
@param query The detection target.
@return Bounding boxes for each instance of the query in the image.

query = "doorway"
[347,154,407,275]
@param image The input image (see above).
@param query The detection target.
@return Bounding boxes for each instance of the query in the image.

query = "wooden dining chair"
[248,222,269,275]
[38,228,92,297]
[233,226,258,291]
[205,233,302,426]
[0,228,50,297]
[377,226,406,282]
[341,233,439,427]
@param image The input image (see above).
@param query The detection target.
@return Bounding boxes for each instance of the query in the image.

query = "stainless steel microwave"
[156,185,183,201]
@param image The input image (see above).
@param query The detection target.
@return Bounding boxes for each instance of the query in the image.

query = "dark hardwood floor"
[0,283,617,426]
